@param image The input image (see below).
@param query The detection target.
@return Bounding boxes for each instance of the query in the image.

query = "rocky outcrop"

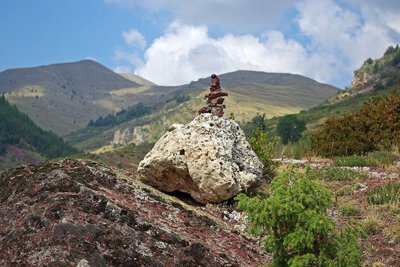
[137,113,264,204]
[112,128,133,146]
[0,159,269,266]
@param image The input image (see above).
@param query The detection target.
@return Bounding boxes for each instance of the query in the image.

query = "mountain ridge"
[1,59,339,150]
[0,60,143,135]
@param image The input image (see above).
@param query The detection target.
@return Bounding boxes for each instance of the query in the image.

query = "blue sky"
[1,0,400,88]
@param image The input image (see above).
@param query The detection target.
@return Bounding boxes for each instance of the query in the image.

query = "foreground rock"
[137,114,264,204]
[0,159,269,266]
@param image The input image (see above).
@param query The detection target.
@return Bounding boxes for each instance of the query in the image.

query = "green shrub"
[312,167,365,181]
[276,115,306,145]
[367,182,400,205]
[248,127,277,181]
[236,169,362,267]
[311,94,400,157]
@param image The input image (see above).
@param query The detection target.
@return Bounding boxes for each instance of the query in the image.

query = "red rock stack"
[196,74,228,117]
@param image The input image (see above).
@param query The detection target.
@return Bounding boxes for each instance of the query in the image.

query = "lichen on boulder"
[137,113,264,204]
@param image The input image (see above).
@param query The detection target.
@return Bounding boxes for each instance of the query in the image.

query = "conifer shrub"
[236,168,362,267]
[311,94,400,157]
[248,127,277,182]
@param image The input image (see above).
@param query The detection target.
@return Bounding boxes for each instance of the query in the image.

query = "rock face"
[112,128,133,146]
[137,113,264,204]
[0,159,269,266]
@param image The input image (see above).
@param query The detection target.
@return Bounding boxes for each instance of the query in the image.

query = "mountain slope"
[67,71,339,150]
[0,60,144,135]
[0,95,78,170]
[0,59,339,148]
[119,73,156,86]
[267,45,400,133]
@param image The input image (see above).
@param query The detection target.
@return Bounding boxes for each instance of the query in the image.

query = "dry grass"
[110,86,151,96]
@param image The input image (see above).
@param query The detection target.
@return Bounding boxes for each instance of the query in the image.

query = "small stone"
[77,259,91,267]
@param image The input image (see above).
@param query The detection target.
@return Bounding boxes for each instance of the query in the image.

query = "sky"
[1,0,400,88]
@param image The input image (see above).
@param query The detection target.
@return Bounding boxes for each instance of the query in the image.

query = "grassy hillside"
[67,71,339,150]
[0,58,339,141]
[119,73,156,86]
[0,60,145,135]
[268,45,400,131]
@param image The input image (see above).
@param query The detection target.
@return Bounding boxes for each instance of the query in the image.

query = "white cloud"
[296,0,398,83]
[110,0,400,87]
[122,29,147,49]
[135,22,311,85]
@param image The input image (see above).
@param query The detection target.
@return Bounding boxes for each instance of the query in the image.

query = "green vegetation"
[276,115,306,144]
[88,103,153,128]
[361,216,381,236]
[311,93,400,157]
[167,94,191,104]
[311,167,365,181]
[236,168,361,267]
[248,127,277,181]
[334,151,397,167]
[366,151,398,165]
[367,182,400,205]
[0,95,78,158]
[241,113,267,137]
[276,135,312,159]
[339,202,362,217]
[334,156,370,167]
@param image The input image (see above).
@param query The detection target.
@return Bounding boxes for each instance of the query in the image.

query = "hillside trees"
[88,103,152,127]
[276,115,306,144]
[242,113,267,137]
[0,95,78,158]
[311,93,400,157]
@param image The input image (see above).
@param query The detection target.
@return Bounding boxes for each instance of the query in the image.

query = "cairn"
[196,74,228,117]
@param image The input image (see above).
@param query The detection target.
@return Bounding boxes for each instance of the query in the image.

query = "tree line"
[0,95,78,158]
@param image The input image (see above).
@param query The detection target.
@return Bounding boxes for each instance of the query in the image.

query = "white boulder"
[137,114,264,204]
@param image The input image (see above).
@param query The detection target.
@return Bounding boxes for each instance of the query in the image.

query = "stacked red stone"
[197,74,228,117]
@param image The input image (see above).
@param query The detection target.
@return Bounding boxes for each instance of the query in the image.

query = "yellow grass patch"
[5,85,45,98]
[110,86,150,96]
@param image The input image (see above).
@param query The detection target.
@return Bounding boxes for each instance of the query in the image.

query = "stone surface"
[197,74,228,117]
[0,159,270,266]
[137,113,264,204]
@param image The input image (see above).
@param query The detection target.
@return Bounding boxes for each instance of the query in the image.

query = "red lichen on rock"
[0,159,269,266]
